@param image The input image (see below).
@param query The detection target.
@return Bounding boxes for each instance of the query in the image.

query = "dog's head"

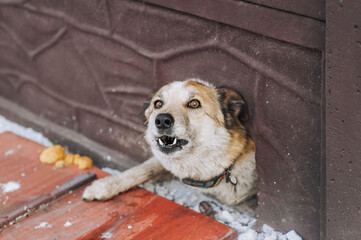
[143,79,249,160]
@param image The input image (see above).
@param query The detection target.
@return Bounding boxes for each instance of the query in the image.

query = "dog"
[82,79,257,205]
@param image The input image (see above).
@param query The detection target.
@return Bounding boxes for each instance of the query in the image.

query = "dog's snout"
[155,113,174,129]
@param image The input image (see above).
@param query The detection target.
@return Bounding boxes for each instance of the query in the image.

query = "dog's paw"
[82,177,118,201]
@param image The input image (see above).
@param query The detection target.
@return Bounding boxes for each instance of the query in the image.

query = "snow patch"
[101,232,114,239]
[3,196,9,205]
[101,167,121,175]
[220,210,234,223]
[1,181,20,194]
[238,229,258,240]
[286,230,302,240]
[4,149,15,156]
[0,115,52,147]
[64,221,72,227]
[34,222,52,229]
[263,224,275,234]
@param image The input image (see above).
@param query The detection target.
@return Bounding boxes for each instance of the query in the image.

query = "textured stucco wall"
[0,1,323,238]
[326,0,361,239]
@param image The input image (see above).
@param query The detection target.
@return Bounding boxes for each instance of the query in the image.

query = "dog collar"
[181,155,241,189]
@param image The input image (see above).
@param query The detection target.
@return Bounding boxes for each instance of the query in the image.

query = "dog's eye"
[188,99,201,109]
[154,100,163,109]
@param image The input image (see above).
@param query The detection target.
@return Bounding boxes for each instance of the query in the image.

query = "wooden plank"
[0,172,96,228]
[0,132,106,227]
[1,187,237,240]
[0,132,237,239]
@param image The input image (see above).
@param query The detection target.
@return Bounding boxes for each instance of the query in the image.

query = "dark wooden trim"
[140,0,325,50]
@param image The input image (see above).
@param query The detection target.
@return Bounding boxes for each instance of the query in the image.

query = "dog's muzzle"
[156,135,188,154]
[154,113,188,154]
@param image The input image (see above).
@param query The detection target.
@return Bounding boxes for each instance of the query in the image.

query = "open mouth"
[156,135,188,154]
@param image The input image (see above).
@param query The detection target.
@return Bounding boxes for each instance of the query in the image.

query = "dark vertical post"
[325,0,361,239]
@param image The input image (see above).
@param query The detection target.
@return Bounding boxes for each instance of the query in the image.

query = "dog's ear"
[217,87,249,129]
[142,99,151,124]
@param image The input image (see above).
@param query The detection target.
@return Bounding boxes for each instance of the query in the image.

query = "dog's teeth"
[172,138,177,145]
[158,138,165,146]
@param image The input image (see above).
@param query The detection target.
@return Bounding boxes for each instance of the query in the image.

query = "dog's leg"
[82,157,164,201]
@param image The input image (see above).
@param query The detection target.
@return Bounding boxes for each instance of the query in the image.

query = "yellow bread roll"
[73,154,82,166]
[40,145,66,164]
[75,156,93,170]
[55,160,65,168]
[40,145,92,170]
[64,154,75,165]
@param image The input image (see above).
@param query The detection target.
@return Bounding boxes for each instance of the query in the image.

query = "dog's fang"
[172,138,177,145]
[158,138,165,146]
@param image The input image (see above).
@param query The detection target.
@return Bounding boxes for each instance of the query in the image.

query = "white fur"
[145,81,230,180]
[202,152,257,205]
[82,157,163,201]
[83,80,257,205]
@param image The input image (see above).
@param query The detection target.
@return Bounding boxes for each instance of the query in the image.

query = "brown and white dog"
[82,79,257,205]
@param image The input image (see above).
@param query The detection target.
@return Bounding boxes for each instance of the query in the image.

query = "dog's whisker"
[135,133,146,143]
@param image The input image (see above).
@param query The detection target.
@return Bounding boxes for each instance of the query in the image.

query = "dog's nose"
[155,113,174,129]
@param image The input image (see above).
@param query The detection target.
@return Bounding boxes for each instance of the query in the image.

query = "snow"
[220,210,235,222]
[3,196,9,205]
[0,114,302,239]
[101,232,114,239]
[4,149,15,156]
[238,229,258,240]
[102,167,121,175]
[286,230,303,240]
[0,115,52,147]
[263,224,275,233]
[4,145,22,157]
[1,181,20,194]
[64,221,72,227]
[34,222,52,229]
